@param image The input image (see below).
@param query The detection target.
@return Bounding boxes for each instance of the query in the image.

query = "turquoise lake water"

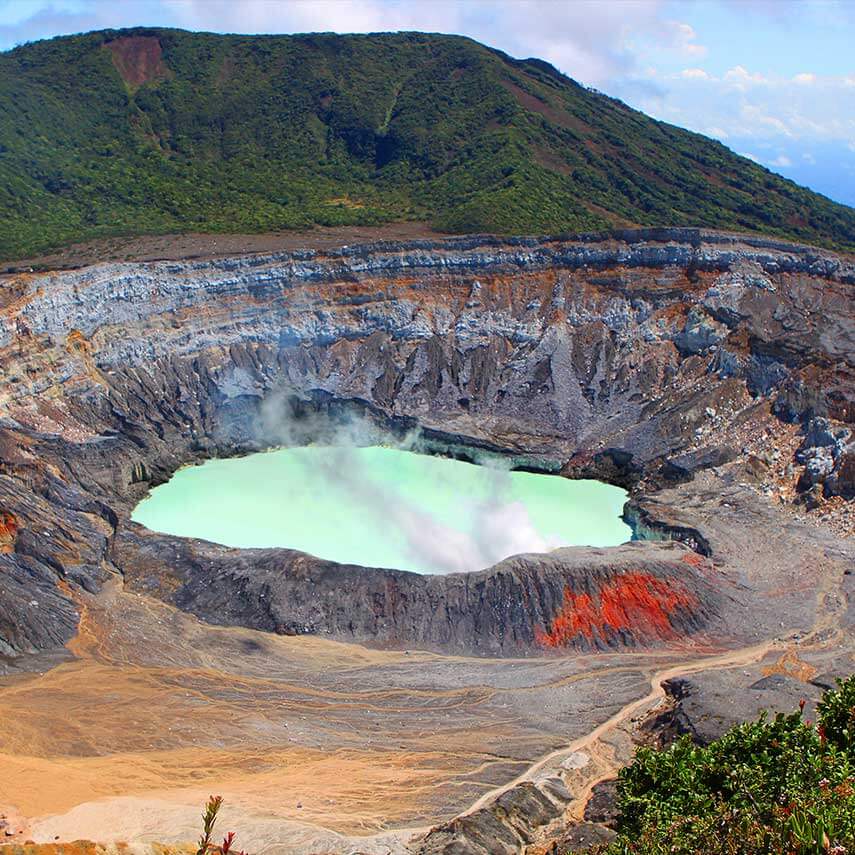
[131,446,632,574]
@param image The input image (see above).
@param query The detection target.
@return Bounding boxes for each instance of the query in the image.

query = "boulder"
[825,444,855,500]
[796,417,850,462]
[541,821,616,853]
[674,308,729,355]
[584,779,620,827]
[798,446,836,489]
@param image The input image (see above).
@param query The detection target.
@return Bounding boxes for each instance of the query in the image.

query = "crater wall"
[0,229,852,661]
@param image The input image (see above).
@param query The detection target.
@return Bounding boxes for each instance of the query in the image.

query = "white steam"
[256,390,568,574]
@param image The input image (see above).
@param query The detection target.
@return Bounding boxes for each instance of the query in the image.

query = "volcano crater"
[1,229,853,663]
[1,229,854,850]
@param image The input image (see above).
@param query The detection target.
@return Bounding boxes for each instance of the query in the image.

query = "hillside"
[1,27,854,259]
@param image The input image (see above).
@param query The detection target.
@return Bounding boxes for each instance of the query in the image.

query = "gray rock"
[797,418,851,462]
[799,446,836,487]
[541,822,616,853]
[674,308,729,355]
[0,229,851,666]
[826,444,855,499]
[584,779,620,827]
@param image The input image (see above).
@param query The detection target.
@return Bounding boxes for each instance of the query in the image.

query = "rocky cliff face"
[117,533,720,655]
[0,228,853,662]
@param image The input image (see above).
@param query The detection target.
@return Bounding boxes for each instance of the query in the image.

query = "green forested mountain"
[1,28,853,259]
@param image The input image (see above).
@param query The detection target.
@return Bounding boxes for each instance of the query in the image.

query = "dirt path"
[461,638,782,817]
[2,542,847,852]
[460,534,855,826]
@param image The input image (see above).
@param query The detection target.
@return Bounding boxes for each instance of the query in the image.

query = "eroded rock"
[0,230,851,662]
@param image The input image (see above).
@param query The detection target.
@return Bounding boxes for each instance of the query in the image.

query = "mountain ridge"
[1,27,853,259]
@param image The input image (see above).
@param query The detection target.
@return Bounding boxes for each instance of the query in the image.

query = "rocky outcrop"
[416,782,569,855]
[644,667,837,748]
[0,229,852,662]
[796,417,854,499]
[116,533,723,655]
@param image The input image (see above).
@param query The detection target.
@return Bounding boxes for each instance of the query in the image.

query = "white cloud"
[793,72,816,85]
[740,152,762,163]
[802,152,816,164]
[739,103,792,137]
[770,154,792,167]
[626,65,855,149]
[680,67,710,79]
[664,20,707,58]
[724,66,769,89]
[171,0,454,36]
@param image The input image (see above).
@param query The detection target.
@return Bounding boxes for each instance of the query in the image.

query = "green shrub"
[596,675,855,855]
[818,676,855,753]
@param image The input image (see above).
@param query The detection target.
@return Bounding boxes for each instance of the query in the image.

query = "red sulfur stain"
[536,571,700,648]
[680,551,706,568]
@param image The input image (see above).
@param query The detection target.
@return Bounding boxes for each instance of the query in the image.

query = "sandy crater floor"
[0,577,715,851]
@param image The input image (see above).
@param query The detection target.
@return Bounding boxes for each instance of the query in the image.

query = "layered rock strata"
[0,228,853,662]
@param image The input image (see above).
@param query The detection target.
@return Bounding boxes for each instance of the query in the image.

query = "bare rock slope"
[0,228,853,662]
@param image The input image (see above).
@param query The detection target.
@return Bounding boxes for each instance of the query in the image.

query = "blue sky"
[1,0,853,207]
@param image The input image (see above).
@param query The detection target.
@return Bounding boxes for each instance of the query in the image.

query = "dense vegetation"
[1,28,854,260]
[597,675,855,854]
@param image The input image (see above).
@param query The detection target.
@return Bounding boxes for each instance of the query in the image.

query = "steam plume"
[256,389,568,574]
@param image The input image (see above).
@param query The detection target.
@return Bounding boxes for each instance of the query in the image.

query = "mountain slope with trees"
[1,28,853,259]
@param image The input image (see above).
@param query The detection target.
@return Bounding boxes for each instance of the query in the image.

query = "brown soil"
[1,223,446,275]
[500,80,588,136]
[104,37,170,89]
[532,144,572,177]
